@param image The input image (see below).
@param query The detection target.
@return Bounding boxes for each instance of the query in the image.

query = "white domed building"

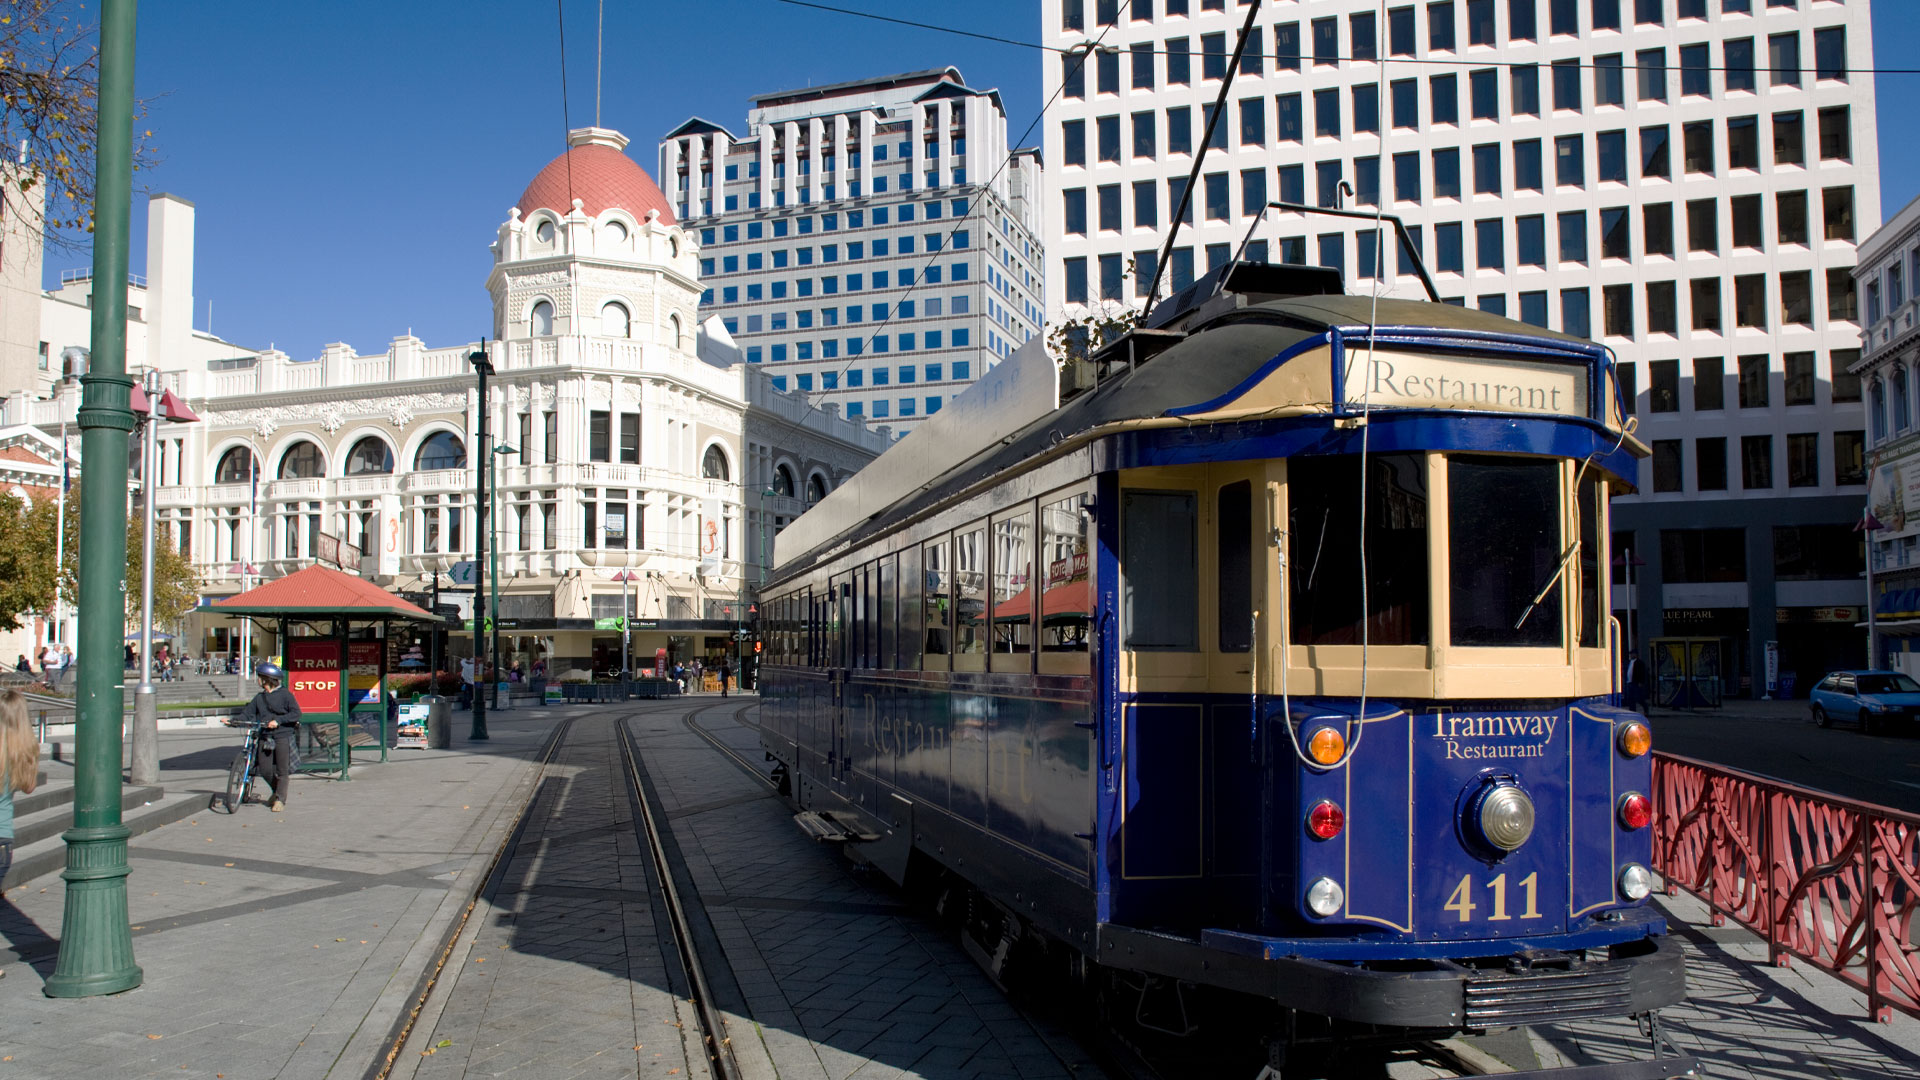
[2,127,889,679]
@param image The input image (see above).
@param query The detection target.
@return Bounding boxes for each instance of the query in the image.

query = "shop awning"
[991,578,1091,623]
[204,564,445,623]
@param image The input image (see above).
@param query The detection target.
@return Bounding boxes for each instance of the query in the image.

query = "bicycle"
[216,719,266,813]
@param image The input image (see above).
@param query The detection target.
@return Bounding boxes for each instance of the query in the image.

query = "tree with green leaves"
[0,490,58,630]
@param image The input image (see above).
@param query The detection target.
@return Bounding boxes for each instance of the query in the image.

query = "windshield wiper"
[1512,540,1581,632]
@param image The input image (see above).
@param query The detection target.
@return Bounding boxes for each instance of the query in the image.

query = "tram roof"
[773,295,1607,580]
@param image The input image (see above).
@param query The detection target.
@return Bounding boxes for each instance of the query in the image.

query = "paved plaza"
[1,697,1919,1079]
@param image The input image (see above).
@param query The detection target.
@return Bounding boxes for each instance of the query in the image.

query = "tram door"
[830,574,853,787]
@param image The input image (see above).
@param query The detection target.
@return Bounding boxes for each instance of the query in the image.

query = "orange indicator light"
[1617,721,1652,758]
[1308,727,1347,766]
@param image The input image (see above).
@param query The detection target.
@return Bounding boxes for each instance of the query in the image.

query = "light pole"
[131,371,199,786]
[489,441,518,703]
[53,349,85,650]
[612,569,636,676]
[48,0,141,999]
[469,344,492,741]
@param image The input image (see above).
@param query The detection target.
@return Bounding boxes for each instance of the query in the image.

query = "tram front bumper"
[1097,910,1687,1030]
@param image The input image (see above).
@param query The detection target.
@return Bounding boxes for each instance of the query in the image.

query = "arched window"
[1897,368,1912,432]
[668,313,683,350]
[1873,380,1889,441]
[669,235,681,258]
[604,220,627,244]
[277,441,323,479]
[772,464,795,497]
[214,446,256,484]
[345,436,395,475]
[702,445,730,481]
[535,218,555,245]
[414,431,466,471]
[602,301,631,339]
[806,472,828,503]
[530,300,554,336]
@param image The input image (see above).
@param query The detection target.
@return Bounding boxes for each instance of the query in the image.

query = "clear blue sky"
[58,1,1920,363]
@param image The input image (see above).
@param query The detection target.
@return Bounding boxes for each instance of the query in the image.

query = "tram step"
[792,810,878,843]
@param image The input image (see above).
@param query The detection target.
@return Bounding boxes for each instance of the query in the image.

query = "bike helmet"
[255,661,285,683]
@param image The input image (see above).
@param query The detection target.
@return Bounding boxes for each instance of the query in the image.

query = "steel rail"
[617,714,746,1080]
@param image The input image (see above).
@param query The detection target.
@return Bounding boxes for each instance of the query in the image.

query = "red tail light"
[1618,791,1652,830]
[1307,800,1345,840]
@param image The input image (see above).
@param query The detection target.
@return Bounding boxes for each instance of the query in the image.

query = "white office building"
[1042,0,1878,696]
[660,67,1045,436]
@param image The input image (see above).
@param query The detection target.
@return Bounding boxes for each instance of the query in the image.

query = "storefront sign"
[1765,641,1779,696]
[1775,606,1863,624]
[287,639,344,715]
[1662,608,1723,624]
[1356,347,1588,418]
[544,684,563,706]
[347,641,384,706]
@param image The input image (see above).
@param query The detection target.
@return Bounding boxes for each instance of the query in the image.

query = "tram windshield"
[1288,453,1430,646]
[1448,455,1564,647]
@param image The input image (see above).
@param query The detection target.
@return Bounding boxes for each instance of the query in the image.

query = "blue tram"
[757,263,1685,1062]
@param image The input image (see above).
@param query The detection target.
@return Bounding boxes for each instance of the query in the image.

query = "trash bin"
[425,695,451,749]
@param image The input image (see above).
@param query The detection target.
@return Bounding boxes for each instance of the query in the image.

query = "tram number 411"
[1443,872,1543,922]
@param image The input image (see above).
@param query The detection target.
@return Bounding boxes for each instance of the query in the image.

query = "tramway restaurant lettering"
[1360,349,1586,418]
[1432,713,1558,760]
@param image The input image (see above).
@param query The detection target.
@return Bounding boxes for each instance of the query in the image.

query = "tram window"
[900,545,925,669]
[879,556,898,669]
[1578,474,1603,648]
[1218,480,1254,652]
[924,538,953,661]
[1449,456,1564,648]
[955,525,989,659]
[993,511,1036,659]
[1122,490,1199,651]
[1041,494,1093,661]
[1288,454,1430,646]
[835,576,853,667]
[857,566,872,669]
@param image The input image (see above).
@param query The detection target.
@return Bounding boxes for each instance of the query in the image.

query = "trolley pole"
[469,344,491,741]
[47,0,143,998]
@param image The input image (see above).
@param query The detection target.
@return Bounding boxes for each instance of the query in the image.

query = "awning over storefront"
[205,564,445,624]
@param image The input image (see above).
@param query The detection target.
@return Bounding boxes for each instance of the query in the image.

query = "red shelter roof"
[210,564,440,622]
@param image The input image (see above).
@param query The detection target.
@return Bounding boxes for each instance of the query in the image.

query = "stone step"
[11,782,167,848]
[2,787,207,891]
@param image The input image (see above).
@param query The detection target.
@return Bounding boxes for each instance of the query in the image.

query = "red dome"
[516,140,676,225]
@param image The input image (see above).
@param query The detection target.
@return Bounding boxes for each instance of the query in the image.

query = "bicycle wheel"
[224,747,251,813]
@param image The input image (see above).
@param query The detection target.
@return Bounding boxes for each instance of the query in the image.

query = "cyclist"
[234,661,301,811]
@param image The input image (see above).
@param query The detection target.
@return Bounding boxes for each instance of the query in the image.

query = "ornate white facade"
[1,127,887,675]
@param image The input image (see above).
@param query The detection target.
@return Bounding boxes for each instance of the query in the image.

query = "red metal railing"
[1652,752,1920,1023]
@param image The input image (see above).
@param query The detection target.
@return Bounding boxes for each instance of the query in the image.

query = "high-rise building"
[660,68,1045,437]
[1042,0,1878,696]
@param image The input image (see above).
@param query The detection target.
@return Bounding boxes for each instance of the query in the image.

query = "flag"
[1856,508,1885,533]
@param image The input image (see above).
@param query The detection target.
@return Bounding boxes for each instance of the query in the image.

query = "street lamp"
[53,347,86,650]
[47,0,141,999]
[468,344,492,741]
[131,372,200,786]
[611,569,637,677]
[489,442,518,705]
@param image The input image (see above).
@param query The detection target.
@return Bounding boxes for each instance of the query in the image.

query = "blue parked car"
[1808,670,1920,734]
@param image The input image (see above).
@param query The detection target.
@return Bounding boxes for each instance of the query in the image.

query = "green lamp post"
[47,0,143,998]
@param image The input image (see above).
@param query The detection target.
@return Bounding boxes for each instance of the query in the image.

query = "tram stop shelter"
[205,565,447,780]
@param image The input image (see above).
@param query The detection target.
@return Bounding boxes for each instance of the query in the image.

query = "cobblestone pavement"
[395,704,1079,1080]
[0,706,567,1080]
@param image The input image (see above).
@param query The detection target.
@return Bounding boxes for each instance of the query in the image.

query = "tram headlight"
[1478,784,1536,852]
[1619,863,1654,901]
[1307,726,1347,766]
[1617,791,1652,831]
[1305,876,1345,917]
[1617,721,1652,758]
[1306,799,1345,840]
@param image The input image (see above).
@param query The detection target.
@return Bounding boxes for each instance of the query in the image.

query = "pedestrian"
[1623,653,1647,712]
[13,654,28,674]
[156,643,171,682]
[1,688,43,973]
[458,657,475,709]
[51,645,71,689]
[232,662,300,812]
[672,661,686,694]
[719,661,731,698]
[41,645,56,684]
[123,643,135,671]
